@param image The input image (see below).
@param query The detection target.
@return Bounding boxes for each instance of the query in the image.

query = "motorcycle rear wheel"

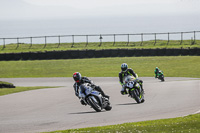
[104,104,112,111]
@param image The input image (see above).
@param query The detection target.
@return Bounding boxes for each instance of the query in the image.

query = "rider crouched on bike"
[154,67,163,78]
[73,72,109,105]
[119,63,144,95]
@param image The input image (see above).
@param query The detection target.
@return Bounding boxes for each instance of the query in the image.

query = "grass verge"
[0,40,200,53]
[0,86,57,96]
[0,56,199,78]
[45,114,200,133]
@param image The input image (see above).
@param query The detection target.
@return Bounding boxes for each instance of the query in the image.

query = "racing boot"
[80,99,87,105]
[121,85,128,95]
[104,94,110,99]
[121,90,128,95]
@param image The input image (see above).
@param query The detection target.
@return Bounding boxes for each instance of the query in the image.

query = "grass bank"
[0,56,199,78]
[0,40,200,54]
[0,86,57,96]
[46,114,200,133]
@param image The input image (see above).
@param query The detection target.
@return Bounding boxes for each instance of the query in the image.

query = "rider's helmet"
[73,72,81,83]
[155,67,159,72]
[121,63,128,72]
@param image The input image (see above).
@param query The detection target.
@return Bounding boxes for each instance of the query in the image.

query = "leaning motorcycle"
[80,83,112,112]
[124,76,145,103]
[157,71,165,82]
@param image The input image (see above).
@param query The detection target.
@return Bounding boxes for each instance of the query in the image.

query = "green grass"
[45,114,200,133]
[0,56,199,78]
[0,86,57,96]
[0,40,200,53]
[0,55,199,132]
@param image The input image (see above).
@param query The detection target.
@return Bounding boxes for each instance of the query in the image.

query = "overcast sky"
[0,0,200,20]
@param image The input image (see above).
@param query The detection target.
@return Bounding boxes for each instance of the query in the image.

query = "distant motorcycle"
[80,83,112,112]
[157,71,165,82]
[124,76,145,103]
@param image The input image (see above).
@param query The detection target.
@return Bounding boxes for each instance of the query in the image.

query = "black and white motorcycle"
[80,83,112,112]
[124,76,145,103]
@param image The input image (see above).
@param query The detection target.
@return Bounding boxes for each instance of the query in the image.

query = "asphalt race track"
[0,77,200,133]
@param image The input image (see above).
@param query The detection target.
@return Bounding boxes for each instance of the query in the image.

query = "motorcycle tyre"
[104,104,112,111]
[88,96,102,112]
[159,75,165,82]
[131,89,142,103]
[141,99,145,103]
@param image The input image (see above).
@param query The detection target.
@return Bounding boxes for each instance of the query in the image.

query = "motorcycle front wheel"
[87,96,102,112]
[131,89,143,103]
[161,76,165,81]
[159,75,165,82]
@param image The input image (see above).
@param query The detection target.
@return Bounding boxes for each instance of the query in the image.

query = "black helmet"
[73,72,81,83]
[121,63,128,72]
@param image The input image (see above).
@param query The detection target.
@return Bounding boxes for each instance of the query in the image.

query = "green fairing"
[155,69,164,77]
[158,71,163,76]
[131,88,135,91]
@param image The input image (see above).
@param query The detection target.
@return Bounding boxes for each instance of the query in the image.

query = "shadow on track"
[116,103,138,106]
[69,110,106,114]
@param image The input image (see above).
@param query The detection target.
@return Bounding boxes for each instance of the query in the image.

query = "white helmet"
[121,63,128,72]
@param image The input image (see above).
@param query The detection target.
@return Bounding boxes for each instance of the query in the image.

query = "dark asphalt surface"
[0,77,200,133]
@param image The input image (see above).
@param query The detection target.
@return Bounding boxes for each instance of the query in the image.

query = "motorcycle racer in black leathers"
[73,72,109,105]
[119,63,143,95]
